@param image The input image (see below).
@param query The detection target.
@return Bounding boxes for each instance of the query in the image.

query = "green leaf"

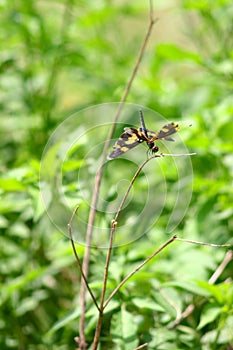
[0,178,25,191]
[196,281,229,304]
[132,297,164,312]
[47,307,80,335]
[1,268,46,305]
[111,306,138,350]
[15,290,48,316]
[197,305,222,329]
[62,159,84,172]
[163,280,211,297]
[156,43,202,63]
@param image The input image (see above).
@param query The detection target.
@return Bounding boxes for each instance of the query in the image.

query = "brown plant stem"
[112,152,196,235]
[67,207,100,311]
[92,220,118,350]
[79,2,157,349]
[134,343,149,349]
[91,162,145,347]
[92,153,158,349]
[208,249,232,284]
[91,150,195,348]
[104,235,177,310]
[175,237,230,248]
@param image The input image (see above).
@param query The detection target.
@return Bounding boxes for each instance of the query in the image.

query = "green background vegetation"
[1,1,233,349]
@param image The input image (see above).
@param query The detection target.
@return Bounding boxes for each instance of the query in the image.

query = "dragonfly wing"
[164,136,175,141]
[152,123,179,141]
[108,128,142,159]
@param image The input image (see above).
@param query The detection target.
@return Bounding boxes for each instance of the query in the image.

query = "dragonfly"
[108,109,179,159]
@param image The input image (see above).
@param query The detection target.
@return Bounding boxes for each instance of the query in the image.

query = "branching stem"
[79,2,157,349]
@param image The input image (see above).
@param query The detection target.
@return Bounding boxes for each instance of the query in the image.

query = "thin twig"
[112,152,196,229]
[209,250,232,284]
[100,154,170,299]
[91,151,195,346]
[168,303,195,328]
[102,151,196,288]
[175,237,230,248]
[91,221,117,350]
[91,158,154,349]
[98,154,155,316]
[115,157,155,222]
[68,208,100,311]
[79,3,157,349]
[100,220,117,308]
[104,235,177,310]
[160,152,197,157]
[134,343,149,350]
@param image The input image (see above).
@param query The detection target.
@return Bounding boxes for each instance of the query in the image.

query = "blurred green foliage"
[0,0,233,349]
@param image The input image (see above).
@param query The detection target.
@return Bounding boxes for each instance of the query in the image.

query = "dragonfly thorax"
[147,141,159,153]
